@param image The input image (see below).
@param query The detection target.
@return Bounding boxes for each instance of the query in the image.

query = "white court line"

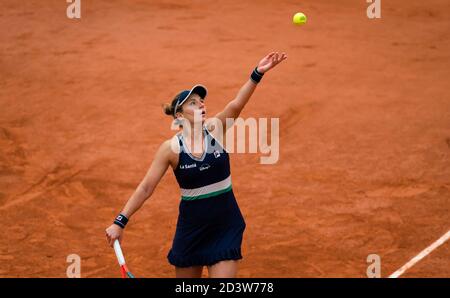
[389,230,450,278]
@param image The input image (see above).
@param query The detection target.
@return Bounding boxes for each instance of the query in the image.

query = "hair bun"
[163,103,173,116]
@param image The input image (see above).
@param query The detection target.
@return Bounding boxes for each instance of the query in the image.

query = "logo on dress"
[213,150,221,158]
[199,164,211,171]
[180,163,196,170]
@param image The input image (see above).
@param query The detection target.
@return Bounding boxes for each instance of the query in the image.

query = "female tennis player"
[106,52,287,278]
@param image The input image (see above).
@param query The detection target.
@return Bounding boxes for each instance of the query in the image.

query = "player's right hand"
[105,224,123,247]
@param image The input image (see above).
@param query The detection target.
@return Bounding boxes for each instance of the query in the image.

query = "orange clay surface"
[1,0,449,277]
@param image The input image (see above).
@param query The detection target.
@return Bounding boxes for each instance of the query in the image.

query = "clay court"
[1,0,449,277]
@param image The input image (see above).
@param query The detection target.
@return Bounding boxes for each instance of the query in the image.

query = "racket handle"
[113,240,126,266]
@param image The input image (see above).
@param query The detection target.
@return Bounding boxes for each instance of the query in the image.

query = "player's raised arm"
[214,52,287,128]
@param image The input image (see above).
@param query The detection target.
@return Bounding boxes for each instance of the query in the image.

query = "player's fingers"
[272,54,277,63]
[278,54,284,63]
[111,234,118,246]
[278,52,284,61]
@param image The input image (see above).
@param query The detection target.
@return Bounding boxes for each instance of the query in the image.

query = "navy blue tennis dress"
[167,125,246,267]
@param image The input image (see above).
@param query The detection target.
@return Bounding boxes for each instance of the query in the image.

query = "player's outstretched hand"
[256,52,287,74]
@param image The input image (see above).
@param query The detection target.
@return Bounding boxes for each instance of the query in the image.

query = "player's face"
[180,93,206,124]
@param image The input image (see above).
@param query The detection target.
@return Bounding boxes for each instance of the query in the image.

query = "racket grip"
[113,240,126,266]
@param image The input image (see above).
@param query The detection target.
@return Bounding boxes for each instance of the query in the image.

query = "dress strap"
[177,134,183,147]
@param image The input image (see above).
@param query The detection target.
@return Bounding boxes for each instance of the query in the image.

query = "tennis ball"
[293,12,307,25]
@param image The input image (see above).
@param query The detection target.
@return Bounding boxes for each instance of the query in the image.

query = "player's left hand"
[256,52,287,73]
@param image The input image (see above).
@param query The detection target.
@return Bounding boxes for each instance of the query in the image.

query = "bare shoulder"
[160,135,181,155]
[157,135,180,169]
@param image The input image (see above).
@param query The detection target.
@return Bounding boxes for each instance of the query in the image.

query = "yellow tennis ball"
[293,12,307,25]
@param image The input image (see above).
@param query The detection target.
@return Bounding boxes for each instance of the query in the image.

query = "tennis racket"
[113,240,135,278]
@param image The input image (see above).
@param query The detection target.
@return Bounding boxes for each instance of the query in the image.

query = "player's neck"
[182,122,204,142]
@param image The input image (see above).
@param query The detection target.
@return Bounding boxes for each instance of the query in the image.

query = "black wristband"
[250,67,264,83]
[113,213,129,229]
